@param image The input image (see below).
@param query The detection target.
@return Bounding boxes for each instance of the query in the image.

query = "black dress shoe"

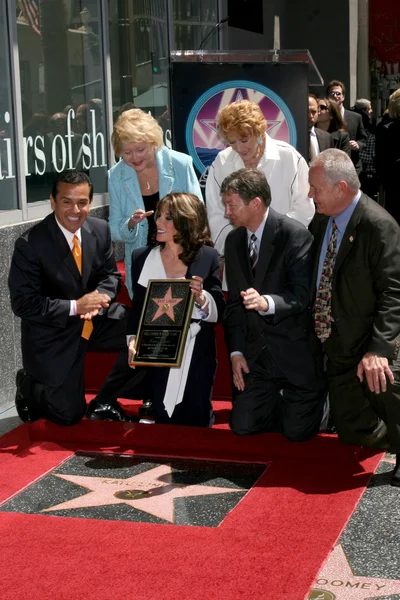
[390,454,400,488]
[86,398,129,422]
[15,369,40,423]
[362,419,390,450]
[138,400,154,419]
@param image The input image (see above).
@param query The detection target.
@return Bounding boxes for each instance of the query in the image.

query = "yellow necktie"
[72,235,93,340]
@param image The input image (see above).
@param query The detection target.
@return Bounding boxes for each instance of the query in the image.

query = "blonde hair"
[111,108,164,155]
[217,100,267,141]
[388,89,400,119]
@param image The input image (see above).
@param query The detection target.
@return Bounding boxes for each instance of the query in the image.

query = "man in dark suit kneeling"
[309,148,400,487]
[8,170,145,426]
[222,168,326,441]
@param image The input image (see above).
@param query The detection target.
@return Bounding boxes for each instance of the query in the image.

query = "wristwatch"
[195,298,207,310]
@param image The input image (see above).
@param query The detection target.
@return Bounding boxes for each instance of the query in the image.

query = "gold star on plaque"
[151,286,184,322]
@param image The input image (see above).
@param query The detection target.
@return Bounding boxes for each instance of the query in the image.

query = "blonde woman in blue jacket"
[109,108,202,298]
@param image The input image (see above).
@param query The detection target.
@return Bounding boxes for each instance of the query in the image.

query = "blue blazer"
[108,147,203,297]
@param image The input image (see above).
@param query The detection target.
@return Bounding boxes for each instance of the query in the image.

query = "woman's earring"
[257,136,262,145]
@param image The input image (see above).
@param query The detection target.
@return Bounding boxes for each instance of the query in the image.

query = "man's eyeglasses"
[319,105,328,111]
[329,91,342,97]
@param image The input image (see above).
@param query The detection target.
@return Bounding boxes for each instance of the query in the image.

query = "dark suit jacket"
[375,116,400,192]
[343,108,368,172]
[309,194,400,359]
[128,244,225,350]
[224,208,320,386]
[331,130,351,156]
[315,128,333,153]
[8,213,122,386]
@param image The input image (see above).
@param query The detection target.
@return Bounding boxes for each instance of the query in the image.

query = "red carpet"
[0,416,382,600]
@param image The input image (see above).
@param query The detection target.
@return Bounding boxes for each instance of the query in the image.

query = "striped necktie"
[314,220,338,340]
[249,233,258,274]
[72,235,93,340]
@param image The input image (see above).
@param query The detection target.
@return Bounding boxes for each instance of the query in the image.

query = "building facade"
[0,0,368,408]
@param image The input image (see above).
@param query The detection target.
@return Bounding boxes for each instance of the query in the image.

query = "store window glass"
[108,1,170,141]
[173,0,219,51]
[16,0,108,203]
[0,3,18,210]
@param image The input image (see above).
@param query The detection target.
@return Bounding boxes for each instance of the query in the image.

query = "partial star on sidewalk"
[309,543,400,599]
[42,464,245,523]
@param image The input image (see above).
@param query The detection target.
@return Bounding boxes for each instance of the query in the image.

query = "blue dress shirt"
[316,191,361,292]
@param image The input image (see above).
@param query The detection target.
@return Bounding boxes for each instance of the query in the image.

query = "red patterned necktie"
[72,235,93,340]
[314,220,338,340]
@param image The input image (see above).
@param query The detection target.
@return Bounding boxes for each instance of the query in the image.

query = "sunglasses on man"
[329,91,342,97]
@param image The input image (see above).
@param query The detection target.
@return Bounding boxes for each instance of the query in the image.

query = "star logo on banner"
[151,287,183,322]
[42,465,245,523]
[199,118,282,139]
[309,544,400,599]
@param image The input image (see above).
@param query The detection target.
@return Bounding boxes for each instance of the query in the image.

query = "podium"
[169,49,323,179]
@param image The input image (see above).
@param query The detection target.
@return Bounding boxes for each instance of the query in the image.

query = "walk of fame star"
[151,287,183,322]
[42,464,245,523]
[309,543,400,599]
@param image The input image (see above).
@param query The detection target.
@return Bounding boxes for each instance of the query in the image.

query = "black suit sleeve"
[8,235,71,327]
[201,250,225,322]
[339,132,351,156]
[367,220,400,357]
[355,116,368,152]
[224,234,247,354]
[127,249,149,336]
[93,225,122,302]
[269,227,313,319]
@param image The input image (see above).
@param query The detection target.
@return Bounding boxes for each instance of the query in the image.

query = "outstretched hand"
[128,210,154,230]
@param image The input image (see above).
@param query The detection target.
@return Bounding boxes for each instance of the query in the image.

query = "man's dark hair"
[326,80,346,96]
[51,170,93,200]
[220,168,271,208]
[308,93,319,102]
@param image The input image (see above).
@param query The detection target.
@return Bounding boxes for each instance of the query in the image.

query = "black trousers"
[21,306,147,426]
[230,347,326,441]
[323,330,400,452]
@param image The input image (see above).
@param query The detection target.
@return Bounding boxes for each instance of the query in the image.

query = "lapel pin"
[349,236,354,242]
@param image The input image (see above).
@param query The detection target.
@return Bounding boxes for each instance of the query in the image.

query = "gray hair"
[310,149,361,191]
[353,98,370,112]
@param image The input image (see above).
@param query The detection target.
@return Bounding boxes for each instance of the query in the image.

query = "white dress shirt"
[206,133,314,257]
[309,127,320,157]
[54,217,81,316]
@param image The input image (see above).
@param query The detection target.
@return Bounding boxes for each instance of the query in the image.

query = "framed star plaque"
[131,279,195,367]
